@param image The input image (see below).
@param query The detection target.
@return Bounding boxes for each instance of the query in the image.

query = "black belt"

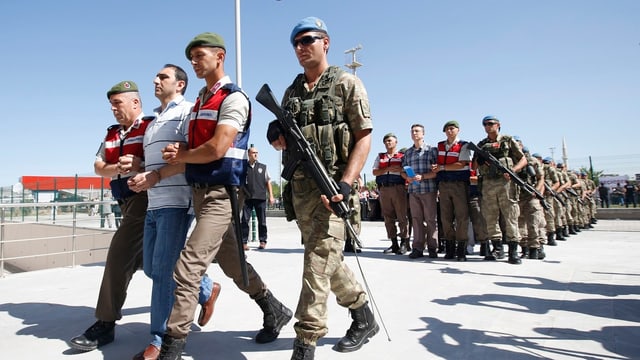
[190,183,220,189]
[378,183,404,188]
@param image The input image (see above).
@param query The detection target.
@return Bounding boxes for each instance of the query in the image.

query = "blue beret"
[542,157,552,163]
[290,17,328,45]
[532,153,541,158]
[522,146,529,153]
[482,115,499,123]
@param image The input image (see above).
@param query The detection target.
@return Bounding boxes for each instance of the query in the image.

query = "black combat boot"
[291,338,315,360]
[547,232,557,246]
[255,290,293,343]
[484,240,501,260]
[568,225,577,235]
[556,227,565,241]
[444,240,456,259]
[335,302,379,352]
[438,239,446,254]
[383,237,400,254]
[537,245,546,260]
[528,247,538,260]
[69,320,115,351]
[399,238,410,255]
[574,224,581,233]
[520,246,529,259]
[479,241,490,257]
[456,241,467,261]
[563,225,570,237]
[507,241,522,264]
[158,335,186,360]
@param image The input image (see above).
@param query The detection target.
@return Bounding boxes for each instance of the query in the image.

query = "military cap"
[185,32,226,60]
[442,120,459,132]
[556,162,564,168]
[383,132,397,140]
[542,157,552,164]
[532,153,542,159]
[522,146,529,153]
[482,115,500,124]
[290,17,328,45]
[107,80,138,99]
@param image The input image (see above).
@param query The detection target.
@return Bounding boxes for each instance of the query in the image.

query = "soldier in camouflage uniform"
[556,162,576,237]
[472,115,527,265]
[539,156,560,245]
[269,17,378,360]
[516,145,546,260]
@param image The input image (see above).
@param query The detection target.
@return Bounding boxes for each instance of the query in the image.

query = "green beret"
[185,32,226,60]
[107,80,138,99]
[383,133,396,140]
[442,120,459,132]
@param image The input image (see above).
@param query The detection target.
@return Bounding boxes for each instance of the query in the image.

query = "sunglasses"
[483,122,498,126]
[293,35,324,48]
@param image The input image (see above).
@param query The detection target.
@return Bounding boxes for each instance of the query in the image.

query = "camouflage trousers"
[544,196,556,232]
[291,177,367,344]
[480,177,520,241]
[468,195,488,243]
[518,196,545,248]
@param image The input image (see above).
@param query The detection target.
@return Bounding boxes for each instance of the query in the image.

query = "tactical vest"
[477,135,514,179]
[283,66,351,178]
[375,152,405,186]
[185,83,251,186]
[436,140,470,182]
[104,116,153,200]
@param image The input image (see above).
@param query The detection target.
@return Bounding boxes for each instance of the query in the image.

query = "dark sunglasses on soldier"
[483,122,498,126]
[293,35,324,48]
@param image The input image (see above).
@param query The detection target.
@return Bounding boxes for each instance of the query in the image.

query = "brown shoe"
[258,242,266,249]
[132,344,160,360]
[198,282,222,326]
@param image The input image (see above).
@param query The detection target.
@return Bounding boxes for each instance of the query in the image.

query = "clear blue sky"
[1,0,638,187]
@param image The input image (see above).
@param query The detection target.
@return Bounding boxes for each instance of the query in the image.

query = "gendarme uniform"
[94,81,151,322]
[281,17,375,350]
[164,33,292,350]
[436,120,471,261]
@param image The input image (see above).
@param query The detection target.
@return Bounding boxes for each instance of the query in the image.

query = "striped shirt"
[144,95,193,210]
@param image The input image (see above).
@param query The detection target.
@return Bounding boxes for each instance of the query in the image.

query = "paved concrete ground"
[1,218,639,360]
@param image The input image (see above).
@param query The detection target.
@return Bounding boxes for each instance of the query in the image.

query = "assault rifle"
[544,182,566,206]
[255,84,358,235]
[565,187,585,205]
[469,141,551,210]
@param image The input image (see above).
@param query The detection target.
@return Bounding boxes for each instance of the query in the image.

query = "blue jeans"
[143,207,213,347]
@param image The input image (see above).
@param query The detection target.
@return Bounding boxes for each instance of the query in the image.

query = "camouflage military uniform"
[283,66,372,344]
[517,153,545,259]
[475,134,524,262]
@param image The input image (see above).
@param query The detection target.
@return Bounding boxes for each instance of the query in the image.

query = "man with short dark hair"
[126,64,221,360]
